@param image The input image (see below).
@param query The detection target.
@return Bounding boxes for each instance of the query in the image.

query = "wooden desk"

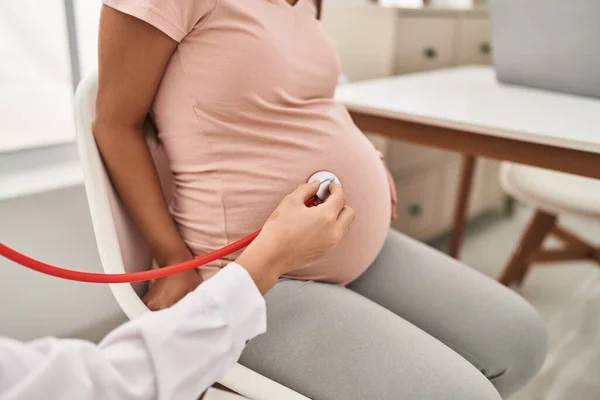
[336,66,600,258]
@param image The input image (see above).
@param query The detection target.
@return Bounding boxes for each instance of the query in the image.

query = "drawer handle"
[479,42,491,55]
[408,203,422,217]
[423,47,438,60]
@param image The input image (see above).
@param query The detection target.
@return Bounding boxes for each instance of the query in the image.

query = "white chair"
[204,388,249,400]
[498,162,600,287]
[74,71,310,400]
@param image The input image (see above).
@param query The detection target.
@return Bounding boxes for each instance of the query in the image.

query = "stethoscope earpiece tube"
[0,196,318,284]
[0,230,260,284]
[1,172,341,284]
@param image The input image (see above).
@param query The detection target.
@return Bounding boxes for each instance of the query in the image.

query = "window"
[0,0,100,153]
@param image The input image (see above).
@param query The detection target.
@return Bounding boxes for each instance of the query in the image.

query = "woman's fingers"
[387,171,398,221]
[390,176,398,203]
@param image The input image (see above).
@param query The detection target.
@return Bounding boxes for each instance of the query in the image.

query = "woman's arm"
[95,6,200,309]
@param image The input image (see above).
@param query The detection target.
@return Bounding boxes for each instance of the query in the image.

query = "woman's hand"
[374,149,397,221]
[143,269,203,311]
[383,160,398,221]
[237,180,355,294]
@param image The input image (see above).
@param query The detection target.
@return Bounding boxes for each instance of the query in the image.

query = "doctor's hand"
[237,180,355,294]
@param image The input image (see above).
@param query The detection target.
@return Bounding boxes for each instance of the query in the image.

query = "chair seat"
[500,163,600,217]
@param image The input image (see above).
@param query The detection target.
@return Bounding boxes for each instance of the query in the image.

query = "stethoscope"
[0,171,341,284]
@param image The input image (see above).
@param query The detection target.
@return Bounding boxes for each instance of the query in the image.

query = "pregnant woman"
[94,0,547,398]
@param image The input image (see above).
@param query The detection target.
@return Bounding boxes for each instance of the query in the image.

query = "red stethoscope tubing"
[0,196,317,284]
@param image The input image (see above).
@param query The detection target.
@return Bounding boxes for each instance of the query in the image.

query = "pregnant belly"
[219,129,391,285]
[170,110,391,285]
[284,139,390,285]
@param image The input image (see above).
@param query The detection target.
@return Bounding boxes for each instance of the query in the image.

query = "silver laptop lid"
[490,0,600,99]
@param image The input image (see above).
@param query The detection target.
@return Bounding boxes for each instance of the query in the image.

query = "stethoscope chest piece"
[307,171,342,203]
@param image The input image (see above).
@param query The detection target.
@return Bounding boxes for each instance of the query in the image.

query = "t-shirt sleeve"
[102,0,217,42]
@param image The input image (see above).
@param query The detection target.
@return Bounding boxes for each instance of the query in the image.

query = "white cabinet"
[389,148,504,241]
[393,8,492,74]
[456,17,492,65]
[394,16,456,74]
[392,168,442,237]
[387,141,448,177]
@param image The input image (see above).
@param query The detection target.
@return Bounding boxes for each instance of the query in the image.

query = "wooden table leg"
[448,155,476,259]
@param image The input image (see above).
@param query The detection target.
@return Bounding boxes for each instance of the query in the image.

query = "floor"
[436,205,600,400]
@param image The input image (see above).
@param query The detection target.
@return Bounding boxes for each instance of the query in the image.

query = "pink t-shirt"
[102,0,391,285]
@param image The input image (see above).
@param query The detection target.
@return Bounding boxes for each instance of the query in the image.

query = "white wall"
[74,0,102,77]
[0,185,126,342]
[322,2,397,81]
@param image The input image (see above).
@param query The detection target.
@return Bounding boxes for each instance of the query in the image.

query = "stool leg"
[499,210,557,287]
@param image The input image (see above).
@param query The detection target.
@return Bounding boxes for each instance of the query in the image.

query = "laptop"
[489,0,600,99]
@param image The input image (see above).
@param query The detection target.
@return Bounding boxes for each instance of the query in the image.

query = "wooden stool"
[498,163,600,287]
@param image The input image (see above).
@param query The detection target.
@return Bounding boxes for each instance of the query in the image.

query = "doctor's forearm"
[0,263,265,400]
[100,263,266,400]
[236,237,282,295]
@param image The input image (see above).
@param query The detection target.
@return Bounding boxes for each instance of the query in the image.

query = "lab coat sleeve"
[0,263,266,400]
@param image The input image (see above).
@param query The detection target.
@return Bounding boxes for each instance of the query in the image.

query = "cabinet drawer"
[394,17,456,74]
[456,18,492,65]
[392,168,440,237]
[388,141,447,176]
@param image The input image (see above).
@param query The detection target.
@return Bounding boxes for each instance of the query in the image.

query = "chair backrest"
[74,71,172,319]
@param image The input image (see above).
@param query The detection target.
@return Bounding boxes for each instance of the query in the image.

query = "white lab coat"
[0,263,266,400]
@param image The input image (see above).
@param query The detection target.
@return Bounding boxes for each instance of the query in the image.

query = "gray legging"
[239,229,547,399]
